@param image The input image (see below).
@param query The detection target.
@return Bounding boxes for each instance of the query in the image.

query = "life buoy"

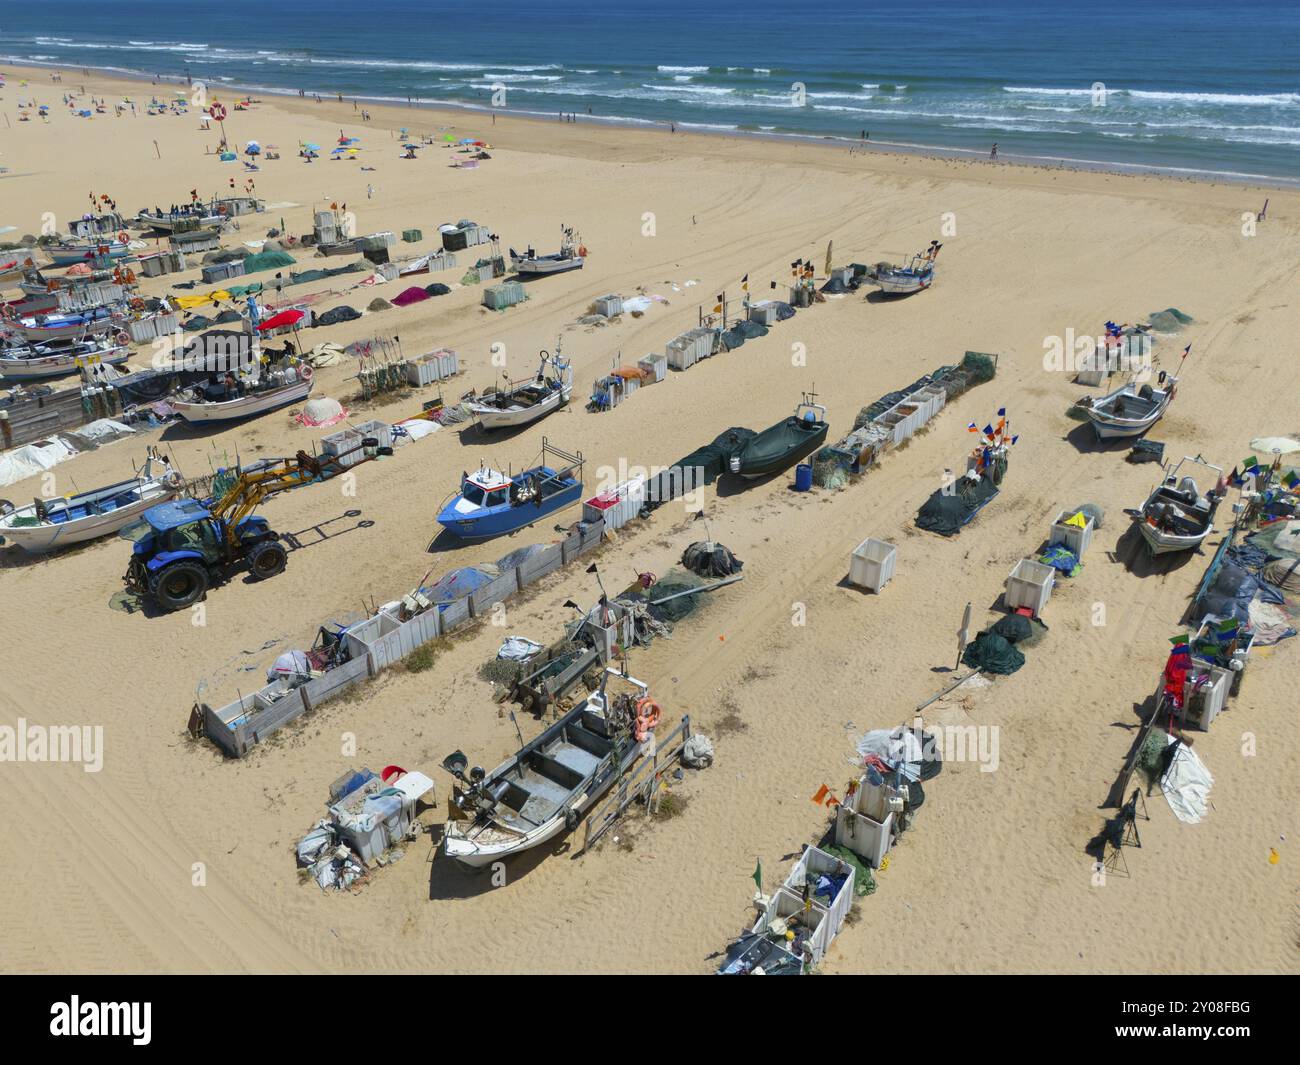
[577,245,588,258]
[116,331,130,346]
[117,231,130,245]
[633,697,661,742]
[300,365,313,381]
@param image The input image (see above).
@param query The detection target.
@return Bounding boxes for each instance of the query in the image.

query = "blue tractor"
[121,496,288,613]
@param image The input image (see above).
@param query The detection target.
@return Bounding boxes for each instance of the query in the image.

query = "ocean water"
[3,0,1298,184]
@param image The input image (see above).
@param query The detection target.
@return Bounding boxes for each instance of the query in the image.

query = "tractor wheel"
[247,540,288,581]
[151,560,209,612]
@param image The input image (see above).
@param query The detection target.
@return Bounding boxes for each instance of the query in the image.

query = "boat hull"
[0,346,129,381]
[511,255,584,277]
[735,423,829,479]
[467,384,571,431]
[1134,518,1212,556]
[437,479,583,539]
[873,269,934,295]
[172,379,311,423]
[0,477,179,553]
[46,244,131,266]
[1089,410,1166,439]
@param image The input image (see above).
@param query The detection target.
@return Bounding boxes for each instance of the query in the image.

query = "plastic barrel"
[794,463,813,492]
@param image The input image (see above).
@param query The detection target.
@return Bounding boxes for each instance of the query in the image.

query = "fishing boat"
[441,667,650,867]
[44,240,133,267]
[510,225,586,277]
[170,365,313,424]
[1130,456,1223,557]
[0,336,130,381]
[0,251,41,286]
[1083,373,1177,440]
[869,241,941,295]
[730,396,829,479]
[136,208,225,233]
[436,439,583,540]
[6,306,124,342]
[0,451,182,553]
[464,344,573,431]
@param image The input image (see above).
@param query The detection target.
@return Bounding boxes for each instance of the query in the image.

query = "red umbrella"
[256,308,305,331]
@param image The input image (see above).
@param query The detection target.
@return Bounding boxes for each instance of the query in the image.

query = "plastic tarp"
[917,475,1001,536]
[1160,737,1212,824]
[0,437,78,489]
[240,250,296,274]
[423,566,494,605]
[391,286,430,307]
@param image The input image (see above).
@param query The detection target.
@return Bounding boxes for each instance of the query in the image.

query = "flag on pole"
[752,858,762,892]
[741,273,749,292]
[967,422,979,432]
[712,303,722,314]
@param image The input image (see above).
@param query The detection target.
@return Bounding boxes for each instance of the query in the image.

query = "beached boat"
[6,307,124,342]
[869,241,941,296]
[730,396,829,478]
[170,367,313,424]
[441,668,648,867]
[44,241,133,267]
[436,440,584,540]
[0,337,130,380]
[464,344,573,431]
[1131,456,1223,557]
[0,251,41,286]
[136,209,225,233]
[510,226,585,277]
[1084,375,1176,440]
[0,452,182,553]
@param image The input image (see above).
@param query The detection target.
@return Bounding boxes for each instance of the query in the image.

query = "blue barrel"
[794,463,813,492]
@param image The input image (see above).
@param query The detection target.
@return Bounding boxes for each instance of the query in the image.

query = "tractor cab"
[121,496,283,612]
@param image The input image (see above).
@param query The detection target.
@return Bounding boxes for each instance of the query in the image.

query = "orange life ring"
[117,231,129,245]
[577,245,588,257]
[633,697,661,742]
[116,331,130,346]
[300,365,313,381]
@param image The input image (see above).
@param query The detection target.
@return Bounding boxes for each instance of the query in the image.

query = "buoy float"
[633,697,661,742]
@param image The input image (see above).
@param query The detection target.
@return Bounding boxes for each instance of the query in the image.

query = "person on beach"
[990,142,998,159]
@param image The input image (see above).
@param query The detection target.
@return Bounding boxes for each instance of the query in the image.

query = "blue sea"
[3,0,1298,184]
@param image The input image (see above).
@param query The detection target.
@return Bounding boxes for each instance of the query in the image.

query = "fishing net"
[424,283,451,297]
[367,298,392,312]
[823,845,876,897]
[635,569,705,624]
[961,631,1025,674]
[916,474,1000,536]
[392,286,430,307]
[315,305,361,326]
[1136,726,1170,778]
[242,250,296,274]
[1146,308,1193,333]
[681,540,743,578]
[961,350,997,383]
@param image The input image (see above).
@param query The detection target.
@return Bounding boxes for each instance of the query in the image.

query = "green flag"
[1241,455,1259,471]
[1169,633,1189,648]
[752,858,762,893]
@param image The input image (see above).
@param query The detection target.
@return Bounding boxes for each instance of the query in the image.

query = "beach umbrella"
[303,142,320,151]
[257,307,306,353]
[441,133,456,142]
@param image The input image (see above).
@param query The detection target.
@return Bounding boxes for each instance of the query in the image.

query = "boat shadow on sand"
[1109,522,1207,578]
[1063,421,1135,455]
[425,823,578,899]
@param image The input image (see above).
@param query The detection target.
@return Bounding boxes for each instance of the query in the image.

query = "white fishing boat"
[441,668,653,867]
[0,337,130,381]
[170,366,313,424]
[0,251,41,286]
[1131,456,1223,557]
[136,209,224,233]
[510,225,586,277]
[0,452,181,554]
[7,307,125,343]
[465,344,572,431]
[869,241,941,295]
[1084,374,1176,440]
[45,240,133,267]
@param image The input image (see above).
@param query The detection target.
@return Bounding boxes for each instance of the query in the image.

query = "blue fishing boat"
[436,439,584,540]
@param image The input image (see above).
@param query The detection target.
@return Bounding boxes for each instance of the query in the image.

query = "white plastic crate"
[1005,558,1055,616]
[753,888,831,968]
[1184,666,1230,730]
[1049,508,1095,556]
[748,301,778,326]
[850,538,896,592]
[782,846,855,942]
[582,476,646,531]
[594,294,623,318]
[406,348,458,386]
[637,354,666,383]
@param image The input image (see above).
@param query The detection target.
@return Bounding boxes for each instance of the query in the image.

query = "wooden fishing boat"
[441,668,649,867]
[0,337,130,381]
[45,241,133,267]
[7,307,124,342]
[436,439,583,540]
[1131,456,1223,557]
[136,209,225,233]
[510,225,585,277]
[170,367,313,424]
[0,251,41,287]
[0,452,181,553]
[731,396,829,478]
[1084,375,1176,440]
[464,344,572,431]
[869,241,941,296]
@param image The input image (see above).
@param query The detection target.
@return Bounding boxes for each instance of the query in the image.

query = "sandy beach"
[1,62,1297,975]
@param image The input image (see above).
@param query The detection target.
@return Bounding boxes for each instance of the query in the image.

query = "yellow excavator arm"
[207,453,328,547]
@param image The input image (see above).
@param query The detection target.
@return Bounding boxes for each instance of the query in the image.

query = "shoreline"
[6,58,1298,192]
